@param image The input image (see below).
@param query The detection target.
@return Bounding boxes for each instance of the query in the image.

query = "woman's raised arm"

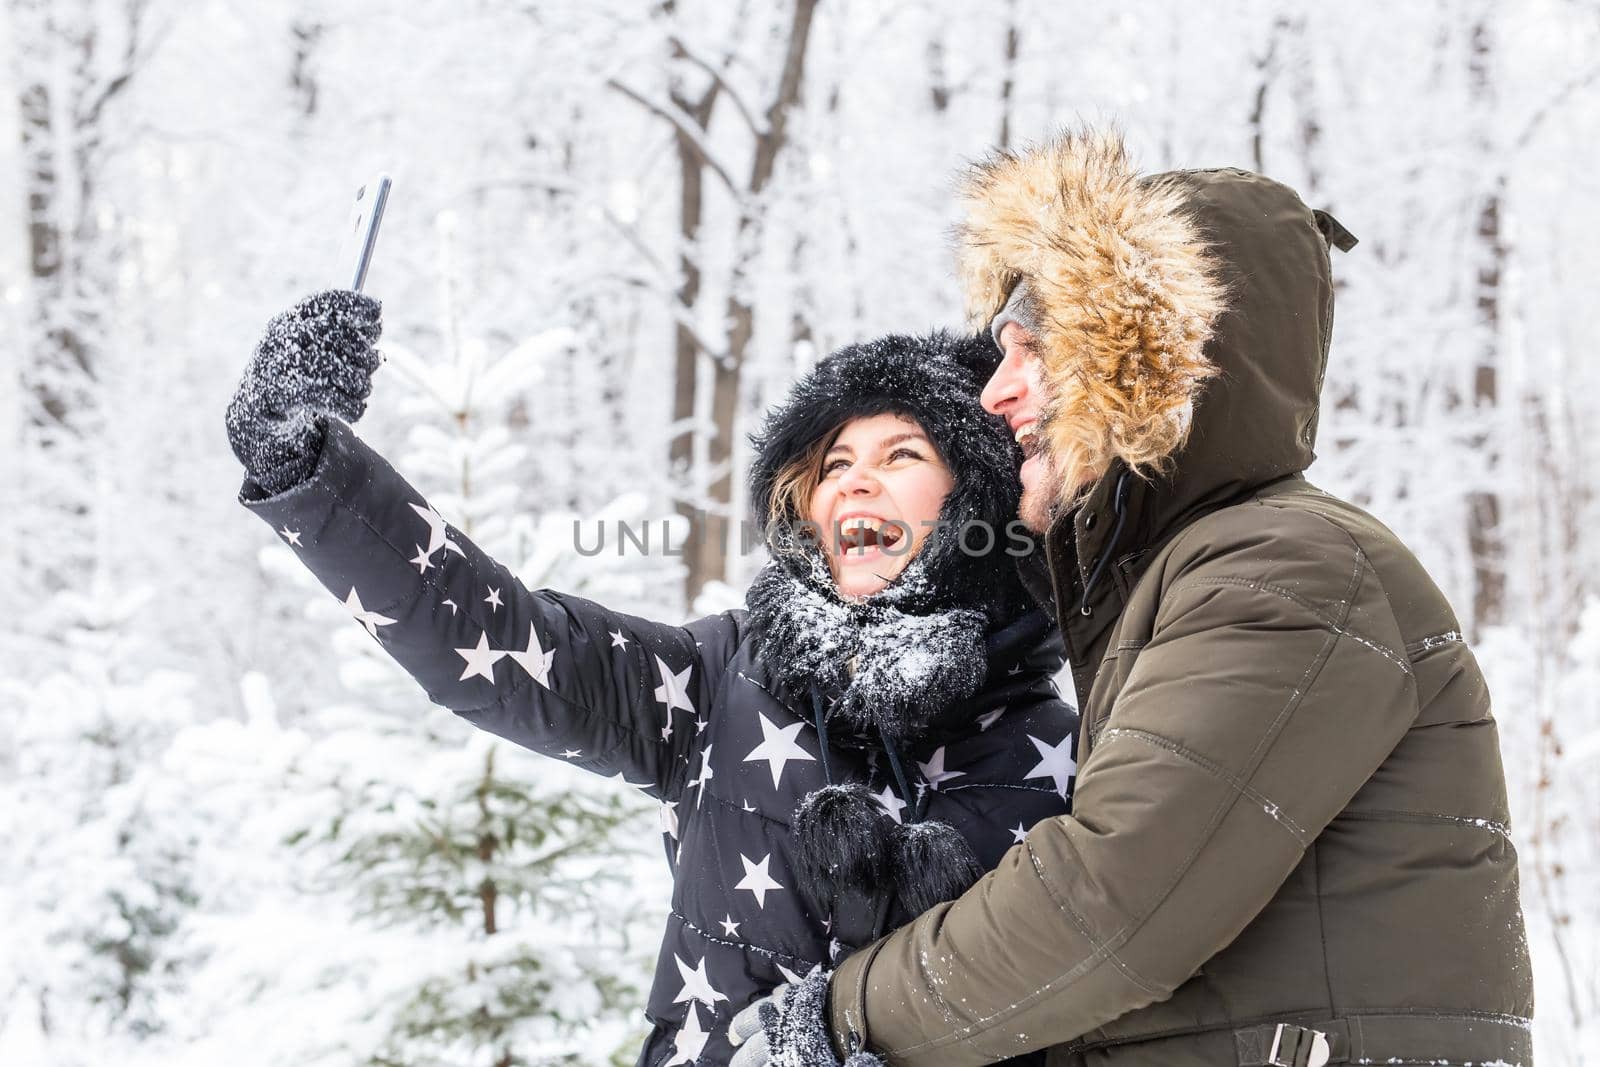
[226,292,735,800]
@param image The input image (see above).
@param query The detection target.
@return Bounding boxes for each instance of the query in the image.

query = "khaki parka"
[825,137,1534,1067]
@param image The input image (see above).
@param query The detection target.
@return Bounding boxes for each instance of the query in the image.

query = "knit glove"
[728,969,884,1067]
[225,289,383,495]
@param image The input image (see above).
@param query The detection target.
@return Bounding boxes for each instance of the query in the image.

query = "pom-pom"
[791,784,894,914]
[891,819,985,915]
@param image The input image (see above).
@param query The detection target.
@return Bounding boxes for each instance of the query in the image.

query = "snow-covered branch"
[668,34,768,140]
[605,77,742,197]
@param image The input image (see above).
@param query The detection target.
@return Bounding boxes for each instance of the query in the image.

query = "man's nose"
[982,349,1028,416]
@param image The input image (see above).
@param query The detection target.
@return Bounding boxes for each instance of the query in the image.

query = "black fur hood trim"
[747,330,1030,625]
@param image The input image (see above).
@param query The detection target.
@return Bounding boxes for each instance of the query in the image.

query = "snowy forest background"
[3,0,1598,1063]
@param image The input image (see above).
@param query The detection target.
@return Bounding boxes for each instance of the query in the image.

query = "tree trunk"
[688,0,818,601]
[12,0,141,601]
[476,748,499,937]
[670,76,718,597]
[1465,12,1505,635]
[997,0,1019,149]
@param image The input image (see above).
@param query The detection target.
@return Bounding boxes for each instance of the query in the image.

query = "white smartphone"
[339,173,391,292]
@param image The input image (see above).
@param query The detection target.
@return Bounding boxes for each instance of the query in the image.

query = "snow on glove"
[225,289,383,495]
[728,969,884,1067]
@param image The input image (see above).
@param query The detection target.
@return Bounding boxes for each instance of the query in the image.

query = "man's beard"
[1018,479,1054,534]
[1018,446,1101,534]
[1017,445,1060,534]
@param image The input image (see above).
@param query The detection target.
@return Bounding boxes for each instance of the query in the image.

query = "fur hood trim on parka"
[955,127,1229,509]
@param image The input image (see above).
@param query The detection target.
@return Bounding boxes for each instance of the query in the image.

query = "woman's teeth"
[839,517,902,555]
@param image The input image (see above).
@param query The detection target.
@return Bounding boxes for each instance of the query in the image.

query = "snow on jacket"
[239,417,1078,1067]
[824,131,1534,1067]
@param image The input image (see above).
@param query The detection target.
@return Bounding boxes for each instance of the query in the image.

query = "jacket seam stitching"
[1026,839,1167,996]
[1404,629,1465,656]
[1313,837,1337,1023]
[1175,575,1411,676]
[1339,807,1513,842]
[1066,1008,1532,1052]
[671,910,820,968]
[940,782,1064,797]
[1252,502,1423,680]
[695,781,794,828]
[1095,727,1309,844]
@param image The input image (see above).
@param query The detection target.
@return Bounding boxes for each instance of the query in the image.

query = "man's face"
[981,321,1058,533]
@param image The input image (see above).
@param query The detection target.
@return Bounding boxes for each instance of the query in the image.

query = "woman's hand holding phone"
[225,176,391,495]
[225,289,384,495]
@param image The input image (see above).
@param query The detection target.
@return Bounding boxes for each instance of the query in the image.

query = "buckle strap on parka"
[1236,1022,1340,1066]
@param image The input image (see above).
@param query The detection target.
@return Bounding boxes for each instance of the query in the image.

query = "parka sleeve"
[826,508,1419,1065]
[239,417,733,801]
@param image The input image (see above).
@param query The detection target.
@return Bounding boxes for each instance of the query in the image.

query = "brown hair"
[766,427,838,530]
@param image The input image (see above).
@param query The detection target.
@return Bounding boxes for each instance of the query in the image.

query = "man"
[732,129,1532,1066]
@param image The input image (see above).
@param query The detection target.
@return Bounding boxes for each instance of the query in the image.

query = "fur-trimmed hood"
[956,127,1342,550]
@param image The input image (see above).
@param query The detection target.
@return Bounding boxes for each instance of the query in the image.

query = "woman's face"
[806,413,955,599]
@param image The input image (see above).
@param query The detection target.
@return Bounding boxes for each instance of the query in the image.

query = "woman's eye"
[890,448,924,463]
[822,458,849,475]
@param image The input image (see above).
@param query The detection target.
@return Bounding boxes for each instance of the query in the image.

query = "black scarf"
[744,547,989,743]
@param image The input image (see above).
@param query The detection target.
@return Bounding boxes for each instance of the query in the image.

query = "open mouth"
[837,516,906,556]
[1014,421,1044,460]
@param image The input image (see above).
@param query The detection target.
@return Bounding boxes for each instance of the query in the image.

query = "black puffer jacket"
[238,334,1079,1067]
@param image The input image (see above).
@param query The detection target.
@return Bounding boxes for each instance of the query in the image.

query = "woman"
[225,290,1078,1067]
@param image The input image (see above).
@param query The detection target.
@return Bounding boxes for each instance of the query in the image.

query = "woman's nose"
[981,349,1029,415]
[837,463,879,495]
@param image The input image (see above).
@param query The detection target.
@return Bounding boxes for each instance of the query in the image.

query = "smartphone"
[339,174,391,292]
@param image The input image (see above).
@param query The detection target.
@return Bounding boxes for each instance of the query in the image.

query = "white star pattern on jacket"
[720,915,740,937]
[484,586,503,610]
[407,501,464,572]
[663,1002,710,1066]
[507,623,555,687]
[777,961,822,986]
[1012,821,1029,844]
[689,743,715,807]
[343,587,396,638]
[734,852,783,908]
[454,632,505,682]
[655,655,696,714]
[1024,733,1077,797]
[279,526,302,546]
[917,746,965,789]
[743,712,815,788]
[610,629,630,650]
[873,784,907,824]
[606,769,651,791]
[674,953,729,1008]
[659,800,679,840]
